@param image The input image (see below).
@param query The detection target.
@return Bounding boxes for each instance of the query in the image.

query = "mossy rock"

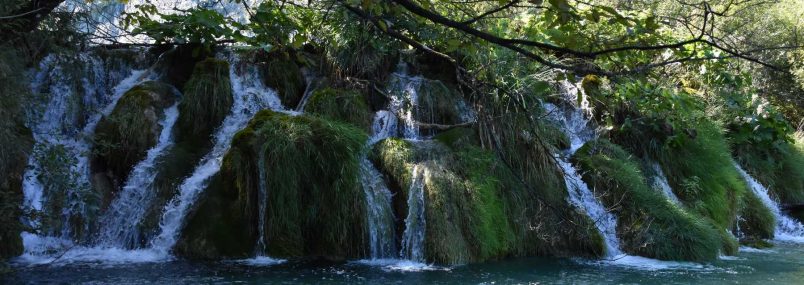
[737,189,776,241]
[304,87,372,131]
[732,137,804,216]
[388,77,473,137]
[370,138,604,265]
[91,81,178,207]
[572,139,722,261]
[0,123,33,259]
[259,50,306,108]
[152,44,214,91]
[176,110,369,260]
[177,58,233,145]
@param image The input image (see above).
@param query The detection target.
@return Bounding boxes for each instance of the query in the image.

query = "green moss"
[259,50,306,108]
[737,189,776,241]
[573,139,722,261]
[433,127,479,149]
[304,88,372,130]
[733,135,804,209]
[629,122,745,231]
[177,110,369,260]
[91,81,177,205]
[370,138,604,264]
[177,58,233,144]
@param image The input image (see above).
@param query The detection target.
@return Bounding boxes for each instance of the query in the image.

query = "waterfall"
[22,53,150,244]
[149,54,284,253]
[733,162,804,242]
[360,111,399,259]
[649,162,682,205]
[294,69,318,112]
[95,104,180,248]
[399,165,427,262]
[544,81,623,258]
[388,67,423,140]
[254,146,269,255]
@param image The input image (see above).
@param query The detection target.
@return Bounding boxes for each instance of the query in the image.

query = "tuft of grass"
[177,110,369,260]
[304,87,372,131]
[572,139,722,261]
[177,58,233,144]
[91,81,177,206]
[737,189,776,242]
[258,49,306,108]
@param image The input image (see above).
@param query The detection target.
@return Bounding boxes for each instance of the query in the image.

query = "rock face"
[176,110,369,260]
[572,139,723,261]
[91,81,178,208]
[370,135,604,265]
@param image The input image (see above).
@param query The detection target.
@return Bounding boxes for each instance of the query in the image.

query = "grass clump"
[259,49,306,108]
[177,110,369,260]
[177,58,233,144]
[737,189,776,242]
[304,87,372,130]
[91,81,177,204]
[732,138,804,208]
[572,139,722,261]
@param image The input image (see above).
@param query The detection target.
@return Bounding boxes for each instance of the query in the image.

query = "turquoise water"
[4,242,803,284]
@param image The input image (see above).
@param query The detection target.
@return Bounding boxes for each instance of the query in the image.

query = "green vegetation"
[177,58,233,143]
[737,190,776,242]
[177,110,368,260]
[371,137,604,264]
[573,139,721,261]
[91,81,177,206]
[304,87,372,130]
[258,49,307,108]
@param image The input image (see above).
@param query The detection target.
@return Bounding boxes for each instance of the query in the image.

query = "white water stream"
[733,162,804,243]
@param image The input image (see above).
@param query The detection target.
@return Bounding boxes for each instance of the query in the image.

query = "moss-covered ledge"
[369,137,604,265]
[176,110,369,260]
[91,81,178,207]
[304,87,372,131]
[572,139,722,261]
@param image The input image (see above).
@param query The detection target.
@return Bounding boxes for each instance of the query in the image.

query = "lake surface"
[4,242,803,284]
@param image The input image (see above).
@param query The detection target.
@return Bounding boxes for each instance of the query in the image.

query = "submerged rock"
[176,110,369,260]
[91,81,178,208]
[572,139,722,261]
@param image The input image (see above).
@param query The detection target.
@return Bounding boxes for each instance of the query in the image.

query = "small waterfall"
[360,111,399,259]
[22,53,150,243]
[388,66,423,140]
[733,162,804,242]
[399,165,427,262]
[149,55,284,253]
[649,162,682,205]
[254,147,269,255]
[544,81,623,258]
[294,70,318,112]
[95,104,180,248]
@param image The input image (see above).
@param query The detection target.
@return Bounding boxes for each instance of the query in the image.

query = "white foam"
[353,259,450,272]
[232,256,286,267]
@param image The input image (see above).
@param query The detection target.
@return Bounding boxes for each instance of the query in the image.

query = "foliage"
[305,87,372,130]
[573,139,721,261]
[177,58,233,143]
[177,110,369,259]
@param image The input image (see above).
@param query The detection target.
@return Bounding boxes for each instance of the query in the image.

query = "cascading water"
[544,81,622,258]
[733,162,804,243]
[21,53,151,246]
[399,165,427,262]
[649,162,682,205]
[360,111,399,259]
[17,52,161,264]
[295,69,319,112]
[95,104,180,248]
[388,64,424,140]
[149,54,285,253]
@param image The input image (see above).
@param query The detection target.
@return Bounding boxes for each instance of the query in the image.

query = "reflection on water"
[5,242,804,284]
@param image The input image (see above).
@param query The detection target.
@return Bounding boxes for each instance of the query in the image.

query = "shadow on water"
[4,242,804,284]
